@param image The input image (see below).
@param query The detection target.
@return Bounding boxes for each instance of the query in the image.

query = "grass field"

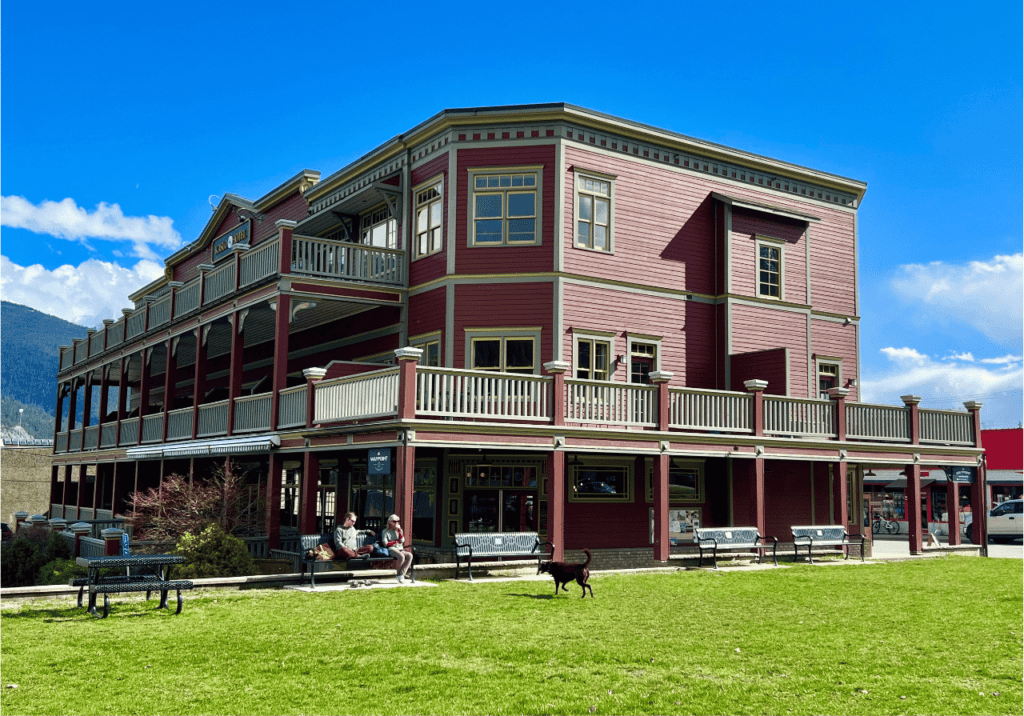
[1,556,1021,715]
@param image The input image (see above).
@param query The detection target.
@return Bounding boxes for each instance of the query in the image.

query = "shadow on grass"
[504,592,556,599]
[3,603,180,622]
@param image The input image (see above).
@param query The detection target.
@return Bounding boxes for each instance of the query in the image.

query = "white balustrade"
[314,369,400,423]
[166,408,194,441]
[148,296,171,328]
[416,368,551,421]
[69,429,83,452]
[100,423,118,448]
[669,388,753,432]
[240,240,281,287]
[846,403,910,442]
[764,397,836,437]
[89,331,104,356]
[565,379,656,427]
[197,400,230,437]
[920,409,975,445]
[107,320,125,347]
[292,236,405,285]
[277,386,307,428]
[83,425,99,450]
[119,418,139,445]
[173,279,201,318]
[55,432,69,453]
[234,393,272,433]
[203,263,236,305]
[141,414,164,443]
[126,308,146,339]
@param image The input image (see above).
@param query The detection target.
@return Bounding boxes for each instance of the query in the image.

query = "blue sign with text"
[948,466,976,484]
[368,448,391,476]
[121,532,130,556]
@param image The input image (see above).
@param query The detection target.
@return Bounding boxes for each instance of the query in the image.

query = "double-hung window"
[415,183,443,258]
[757,238,783,299]
[412,333,441,367]
[470,170,540,246]
[362,206,398,249]
[575,172,613,252]
[816,359,841,399]
[575,336,612,381]
[470,336,536,374]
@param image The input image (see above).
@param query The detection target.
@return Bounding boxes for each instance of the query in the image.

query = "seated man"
[333,512,376,559]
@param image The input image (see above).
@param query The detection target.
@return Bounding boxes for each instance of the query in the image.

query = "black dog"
[539,548,594,598]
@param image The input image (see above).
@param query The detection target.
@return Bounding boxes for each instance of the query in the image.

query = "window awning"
[126,434,280,461]
[711,192,822,223]
[987,470,1023,484]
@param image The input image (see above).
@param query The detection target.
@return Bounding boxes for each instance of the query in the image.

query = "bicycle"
[872,513,900,535]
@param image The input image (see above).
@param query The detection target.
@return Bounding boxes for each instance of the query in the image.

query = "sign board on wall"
[212,221,250,262]
[368,448,391,476]
[948,466,976,484]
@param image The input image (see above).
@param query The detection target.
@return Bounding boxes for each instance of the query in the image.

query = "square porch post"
[964,401,988,548]
[546,451,566,561]
[905,462,924,554]
[269,295,291,431]
[752,457,766,536]
[226,310,245,436]
[162,338,176,441]
[832,460,849,529]
[81,370,94,429]
[653,451,670,561]
[946,480,961,546]
[543,361,569,426]
[299,451,319,534]
[395,444,415,547]
[192,327,209,439]
[267,453,284,550]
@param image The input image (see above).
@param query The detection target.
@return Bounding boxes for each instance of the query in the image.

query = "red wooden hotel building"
[49,104,990,562]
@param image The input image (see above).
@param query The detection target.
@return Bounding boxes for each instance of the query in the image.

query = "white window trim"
[756,235,785,301]
[815,355,843,399]
[412,176,444,261]
[360,203,399,250]
[572,329,617,382]
[625,334,662,380]
[411,330,442,366]
[464,327,542,374]
[573,168,616,254]
[467,166,544,248]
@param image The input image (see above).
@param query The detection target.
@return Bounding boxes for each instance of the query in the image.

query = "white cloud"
[943,351,975,362]
[862,346,1022,428]
[890,253,1023,347]
[0,196,182,260]
[0,255,165,328]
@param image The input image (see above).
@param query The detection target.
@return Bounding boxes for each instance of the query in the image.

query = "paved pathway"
[870,534,1023,559]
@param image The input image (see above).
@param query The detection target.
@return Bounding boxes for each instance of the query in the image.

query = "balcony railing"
[174,279,201,318]
[197,400,230,438]
[846,403,910,442]
[314,369,400,423]
[240,239,280,287]
[83,425,99,450]
[89,331,104,357]
[100,422,118,448]
[149,296,171,329]
[203,263,236,305]
[126,308,146,340]
[167,408,193,441]
[565,379,656,427]
[920,409,974,445]
[277,385,307,429]
[119,417,139,445]
[669,387,753,433]
[234,393,272,433]
[69,429,83,452]
[292,236,404,286]
[764,397,836,437]
[141,414,165,443]
[417,368,551,421]
[107,320,124,347]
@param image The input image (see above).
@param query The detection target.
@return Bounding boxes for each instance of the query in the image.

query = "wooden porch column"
[905,462,924,554]
[81,371,94,430]
[137,350,152,445]
[395,347,423,420]
[827,387,849,441]
[745,379,768,437]
[61,465,72,508]
[99,365,111,426]
[299,451,319,534]
[650,371,673,432]
[653,452,670,561]
[902,394,921,445]
[543,361,570,426]
[946,479,961,546]
[267,453,283,549]
[54,382,67,438]
[396,444,416,547]
[752,457,766,536]
[117,357,129,423]
[112,461,130,516]
[302,368,327,428]
[277,220,296,275]
[192,326,209,439]
[966,400,987,547]
[162,338,177,441]
[68,378,80,431]
[546,451,566,561]
[269,295,291,431]
[832,461,849,528]
[226,311,245,436]
[76,465,87,513]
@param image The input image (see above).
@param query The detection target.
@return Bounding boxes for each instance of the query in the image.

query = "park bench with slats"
[694,527,778,569]
[452,532,553,581]
[790,525,864,564]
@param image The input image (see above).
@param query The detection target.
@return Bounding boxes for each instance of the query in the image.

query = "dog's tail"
[582,548,592,567]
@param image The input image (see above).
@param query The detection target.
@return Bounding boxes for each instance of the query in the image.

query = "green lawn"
[1,557,1021,715]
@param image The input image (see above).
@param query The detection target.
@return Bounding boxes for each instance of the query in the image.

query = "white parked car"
[964,499,1023,543]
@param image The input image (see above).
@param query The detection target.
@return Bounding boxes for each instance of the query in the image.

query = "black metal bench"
[694,527,778,569]
[453,532,553,581]
[73,555,194,618]
[286,531,414,588]
[790,525,865,564]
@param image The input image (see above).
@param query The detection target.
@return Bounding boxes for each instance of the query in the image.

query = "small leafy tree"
[175,523,255,578]
[125,465,257,542]
[36,558,86,585]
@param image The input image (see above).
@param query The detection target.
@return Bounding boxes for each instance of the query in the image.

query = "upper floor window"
[817,359,841,399]
[757,239,783,299]
[412,332,441,367]
[575,335,612,381]
[470,336,536,374]
[629,342,658,384]
[415,183,443,259]
[469,169,540,246]
[575,172,614,252]
[362,206,398,249]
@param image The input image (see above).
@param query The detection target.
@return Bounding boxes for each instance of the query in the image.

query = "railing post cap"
[86,328,97,335]
[14,511,29,519]
[394,347,424,362]
[302,367,328,381]
[101,528,125,539]
[543,360,570,374]
[744,379,769,392]
[649,370,674,384]
[900,395,922,406]
[121,308,133,317]
[70,522,92,535]
[48,518,68,531]
[276,219,298,229]
[28,514,48,526]
[101,319,115,326]
[826,387,850,400]
[167,281,184,288]
[230,242,251,254]
[197,263,215,273]
[963,400,983,411]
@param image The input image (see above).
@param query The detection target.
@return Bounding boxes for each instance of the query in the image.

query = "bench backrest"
[694,527,761,548]
[301,530,379,552]
[453,532,540,557]
[791,526,846,543]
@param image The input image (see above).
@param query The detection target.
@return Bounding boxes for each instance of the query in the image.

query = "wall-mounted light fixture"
[238,209,265,224]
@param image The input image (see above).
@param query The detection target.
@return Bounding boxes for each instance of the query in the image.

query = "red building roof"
[981,428,1023,470]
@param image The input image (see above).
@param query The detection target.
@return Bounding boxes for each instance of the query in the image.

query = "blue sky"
[2,1,1021,427]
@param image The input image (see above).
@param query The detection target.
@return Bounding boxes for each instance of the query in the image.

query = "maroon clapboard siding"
[455,145,556,275]
[409,153,450,288]
[810,318,859,401]
[451,282,553,369]
[563,146,717,296]
[764,462,816,539]
[731,348,789,395]
[730,208,807,303]
[730,303,809,397]
[409,287,446,359]
[561,282,717,388]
